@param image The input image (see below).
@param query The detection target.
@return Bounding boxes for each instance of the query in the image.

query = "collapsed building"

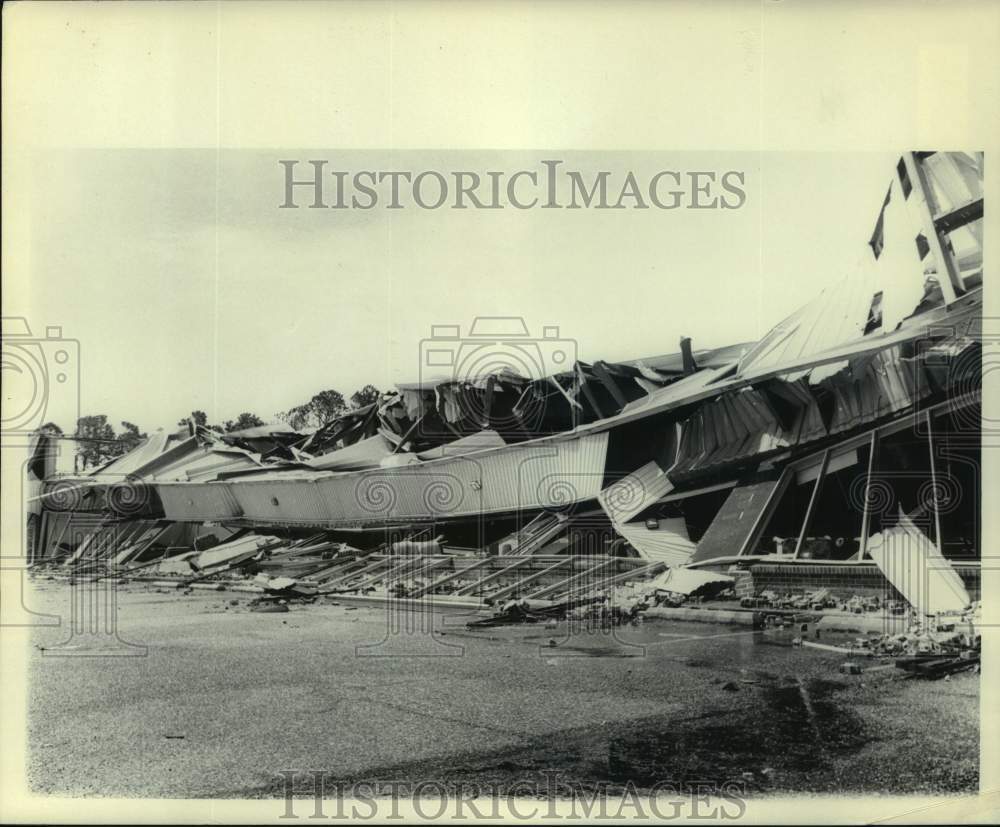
[27,151,984,622]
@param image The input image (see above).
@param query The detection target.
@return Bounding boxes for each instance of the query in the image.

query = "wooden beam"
[794,449,830,558]
[486,558,572,603]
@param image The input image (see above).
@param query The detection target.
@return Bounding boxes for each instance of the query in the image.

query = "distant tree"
[310,390,348,423]
[222,412,266,433]
[39,422,63,436]
[178,410,208,429]
[73,415,117,469]
[117,421,147,454]
[350,384,382,409]
[279,389,347,430]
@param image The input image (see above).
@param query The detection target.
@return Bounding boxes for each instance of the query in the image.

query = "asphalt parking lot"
[25,580,978,799]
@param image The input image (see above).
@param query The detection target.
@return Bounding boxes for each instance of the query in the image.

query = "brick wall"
[729,562,980,602]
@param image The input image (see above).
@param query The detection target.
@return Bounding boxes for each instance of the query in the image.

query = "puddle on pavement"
[606,677,869,787]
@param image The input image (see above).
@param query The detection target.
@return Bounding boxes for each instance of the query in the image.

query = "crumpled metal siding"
[227,477,330,524]
[224,431,610,525]
[598,461,674,525]
[156,481,244,521]
[613,520,697,566]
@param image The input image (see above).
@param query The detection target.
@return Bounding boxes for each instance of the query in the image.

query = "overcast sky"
[23,148,897,434]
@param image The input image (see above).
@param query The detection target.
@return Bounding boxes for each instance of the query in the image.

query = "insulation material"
[598,461,674,524]
[867,512,970,616]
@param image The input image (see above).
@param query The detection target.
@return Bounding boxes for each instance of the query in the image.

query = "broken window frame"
[731,391,979,565]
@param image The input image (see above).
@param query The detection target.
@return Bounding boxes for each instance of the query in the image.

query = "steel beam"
[794,449,831,558]
[452,558,534,597]
[486,558,572,603]
[407,558,491,599]
[559,560,666,600]
[530,558,613,599]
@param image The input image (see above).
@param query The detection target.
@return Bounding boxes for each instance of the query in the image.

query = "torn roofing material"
[37,153,985,549]
[867,511,971,616]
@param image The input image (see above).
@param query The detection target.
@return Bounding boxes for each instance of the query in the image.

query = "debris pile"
[25,152,983,649]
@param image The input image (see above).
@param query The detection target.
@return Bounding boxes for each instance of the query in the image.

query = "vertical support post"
[926,410,943,551]
[902,152,963,302]
[794,449,830,559]
[483,375,496,426]
[857,432,880,561]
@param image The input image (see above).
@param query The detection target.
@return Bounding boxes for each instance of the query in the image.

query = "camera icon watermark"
[418,317,577,437]
[1,316,80,437]
[2,317,81,630]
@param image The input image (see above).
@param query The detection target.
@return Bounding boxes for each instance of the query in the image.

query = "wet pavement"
[25,579,979,798]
